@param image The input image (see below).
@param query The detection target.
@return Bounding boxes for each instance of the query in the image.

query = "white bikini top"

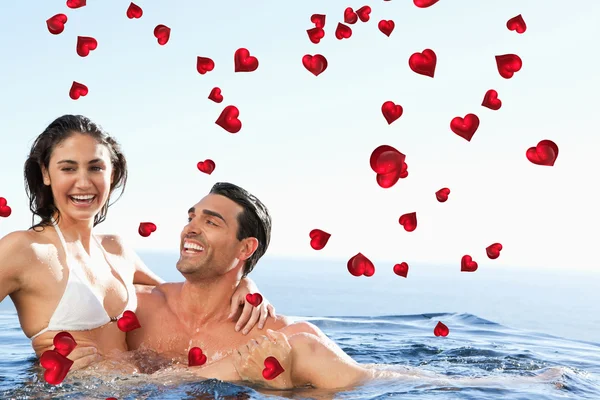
[30,218,137,340]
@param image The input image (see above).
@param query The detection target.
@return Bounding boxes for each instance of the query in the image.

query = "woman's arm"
[103,234,165,285]
[228,277,276,334]
[0,232,25,302]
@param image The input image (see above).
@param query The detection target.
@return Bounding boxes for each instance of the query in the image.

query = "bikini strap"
[51,218,72,270]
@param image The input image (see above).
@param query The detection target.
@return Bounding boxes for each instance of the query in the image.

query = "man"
[126,182,564,390]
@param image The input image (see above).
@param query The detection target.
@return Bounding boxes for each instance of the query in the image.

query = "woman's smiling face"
[42,132,114,222]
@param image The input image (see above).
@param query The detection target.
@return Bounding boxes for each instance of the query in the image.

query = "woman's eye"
[91,166,102,171]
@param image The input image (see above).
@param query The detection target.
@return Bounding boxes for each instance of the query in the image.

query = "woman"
[0,114,275,370]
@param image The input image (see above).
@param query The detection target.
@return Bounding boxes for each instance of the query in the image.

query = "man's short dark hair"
[209,182,271,277]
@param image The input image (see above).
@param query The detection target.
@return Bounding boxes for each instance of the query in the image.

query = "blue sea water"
[1,254,599,399]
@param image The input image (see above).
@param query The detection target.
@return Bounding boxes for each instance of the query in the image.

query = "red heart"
[309,229,331,250]
[126,2,143,19]
[215,105,242,134]
[434,321,449,337]
[197,56,215,75]
[409,49,437,78]
[69,81,88,100]
[507,14,526,34]
[370,145,403,174]
[399,212,417,232]
[117,310,141,332]
[53,332,77,357]
[461,255,478,272]
[66,0,86,9]
[495,54,522,79]
[311,14,326,28]
[526,140,559,166]
[302,54,328,76]
[378,20,395,36]
[40,349,74,385]
[435,188,450,202]
[450,113,480,141]
[374,151,404,175]
[414,0,439,7]
[188,347,207,366]
[335,23,352,40]
[381,101,403,124]
[482,89,502,110]
[370,145,406,189]
[246,293,263,307]
[356,6,371,22]
[208,87,223,103]
[46,14,67,35]
[306,27,325,44]
[263,356,285,380]
[347,253,375,277]
[138,222,157,237]
[197,159,216,175]
[234,48,259,73]
[393,262,409,278]
[0,197,12,218]
[154,24,171,45]
[344,7,358,24]
[76,36,97,57]
[486,243,503,259]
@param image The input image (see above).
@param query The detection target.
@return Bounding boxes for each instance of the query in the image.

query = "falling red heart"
[356,6,371,22]
[197,56,215,75]
[197,159,216,175]
[434,321,449,337]
[450,113,480,142]
[0,197,12,218]
[482,89,502,110]
[347,253,375,277]
[154,24,171,45]
[378,20,395,36]
[188,347,207,366]
[414,0,439,7]
[46,14,67,35]
[344,7,358,24]
[526,140,559,166]
[76,36,97,57]
[370,145,403,174]
[381,101,403,124]
[117,310,141,332]
[461,255,478,272]
[335,23,352,40]
[393,262,409,278]
[495,54,522,79]
[126,3,143,19]
[409,49,437,77]
[506,14,526,34]
[234,48,259,73]
[106,398,117,400]
[434,188,450,202]
[309,229,331,250]
[138,222,157,237]
[246,293,263,307]
[370,145,406,189]
[208,87,223,103]
[262,356,285,380]
[486,243,503,259]
[307,27,325,44]
[215,105,242,134]
[399,212,417,232]
[40,349,74,385]
[311,14,326,28]
[69,81,88,100]
[53,332,77,357]
[66,0,86,9]
[302,54,328,76]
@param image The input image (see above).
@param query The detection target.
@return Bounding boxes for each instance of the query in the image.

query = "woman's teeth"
[70,195,95,204]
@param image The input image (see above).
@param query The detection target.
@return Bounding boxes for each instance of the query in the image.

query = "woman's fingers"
[235,302,254,332]
[267,304,276,318]
[69,347,101,371]
[241,306,261,335]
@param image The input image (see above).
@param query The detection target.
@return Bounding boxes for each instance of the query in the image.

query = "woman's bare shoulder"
[97,234,128,257]
[0,229,51,274]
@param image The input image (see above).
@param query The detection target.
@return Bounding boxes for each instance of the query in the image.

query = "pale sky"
[0,0,598,272]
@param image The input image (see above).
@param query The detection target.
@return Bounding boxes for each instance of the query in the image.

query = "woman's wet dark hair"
[24,115,128,230]
[209,182,272,278]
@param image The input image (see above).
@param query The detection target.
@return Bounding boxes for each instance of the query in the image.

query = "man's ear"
[41,165,51,186]
[238,237,259,262]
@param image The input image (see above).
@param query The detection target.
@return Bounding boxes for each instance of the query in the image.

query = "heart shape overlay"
[188,347,208,366]
[246,293,263,307]
[399,212,417,232]
[53,331,77,357]
[197,159,216,175]
[347,253,375,277]
[435,188,450,202]
[486,243,503,259]
[309,229,331,250]
[526,139,559,166]
[117,310,141,332]
[262,356,285,380]
[0,197,12,217]
[434,321,449,337]
[393,262,409,277]
[370,145,407,189]
[138,222,157,237]
[46,14,67,35]
[40,349,74,385]
[461,255,478,272]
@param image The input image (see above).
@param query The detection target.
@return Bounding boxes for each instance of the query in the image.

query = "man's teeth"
[184,242,204,251]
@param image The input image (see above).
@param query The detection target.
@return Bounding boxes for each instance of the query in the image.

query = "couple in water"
[0,115,563,391]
